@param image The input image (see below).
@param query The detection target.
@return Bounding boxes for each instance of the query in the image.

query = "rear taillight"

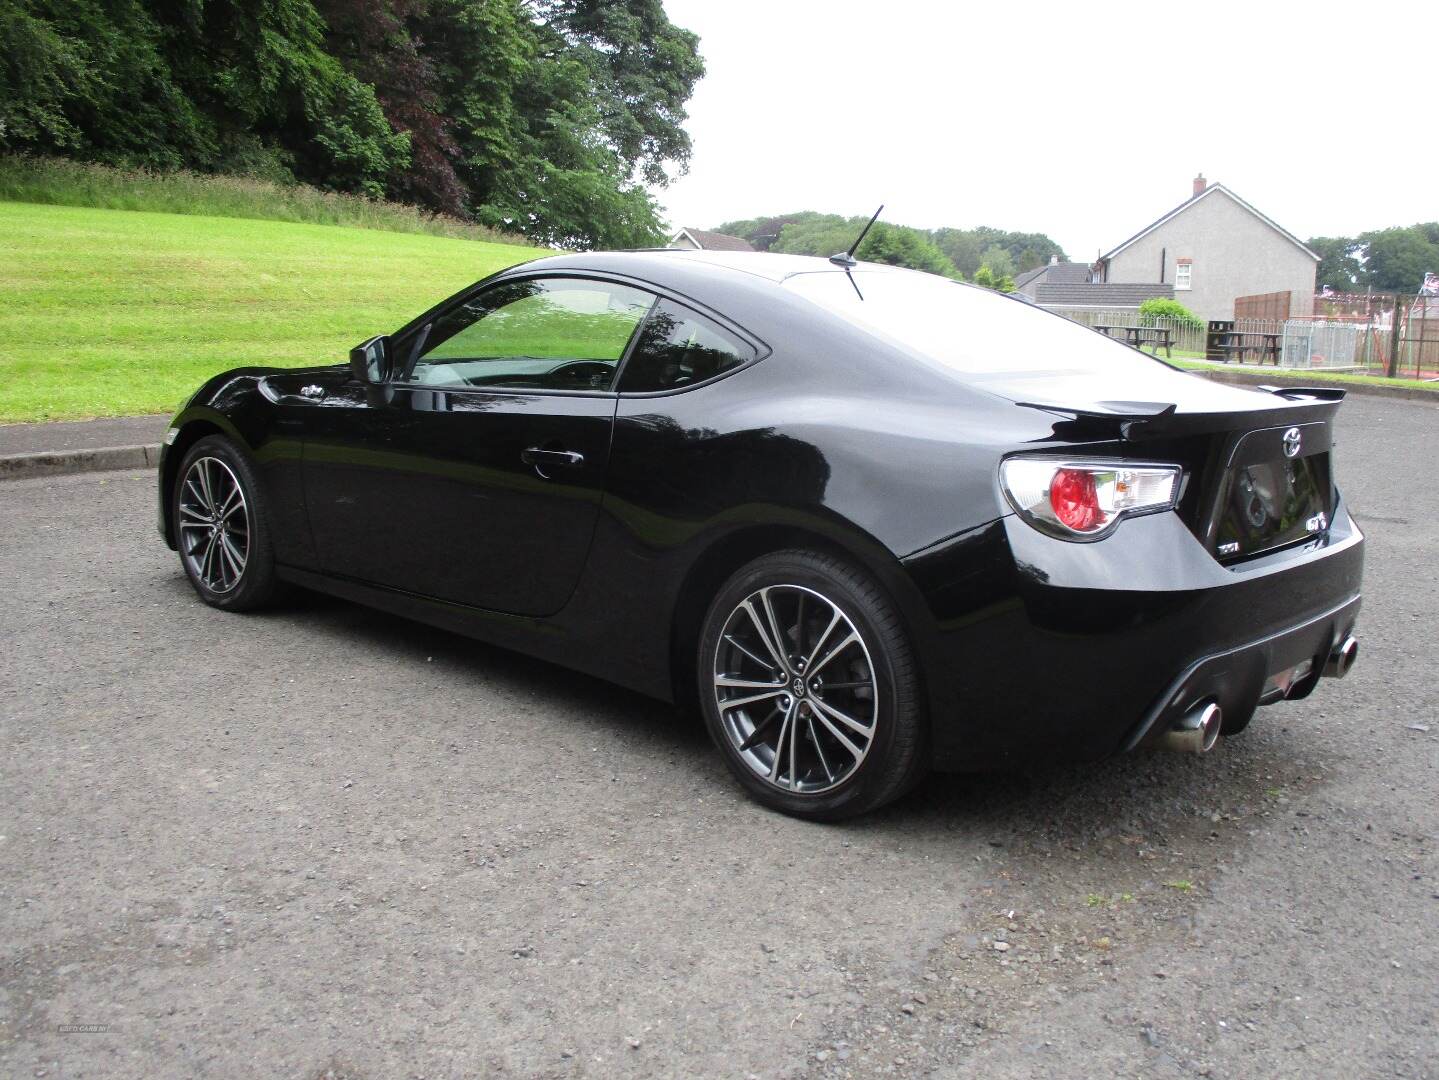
[1000,457,1181,540]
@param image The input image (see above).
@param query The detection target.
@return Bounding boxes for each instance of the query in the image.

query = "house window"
[1175,261,1193,290]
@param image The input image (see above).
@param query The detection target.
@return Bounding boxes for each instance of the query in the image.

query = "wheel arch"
[159,413,242,548]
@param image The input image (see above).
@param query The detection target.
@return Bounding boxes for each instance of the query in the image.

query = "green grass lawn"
[1172,359,1437,393]
[0,201,541,421]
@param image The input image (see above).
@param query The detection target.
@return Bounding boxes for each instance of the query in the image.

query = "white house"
[1093,176,1319,323]
[669,228,755,252]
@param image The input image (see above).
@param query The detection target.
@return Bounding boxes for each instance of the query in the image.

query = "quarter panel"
[606,334,1058,563]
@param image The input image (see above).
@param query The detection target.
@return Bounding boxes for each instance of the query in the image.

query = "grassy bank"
[0,201,541,421]
[1172,359,1438,394]
[0,156,533,245]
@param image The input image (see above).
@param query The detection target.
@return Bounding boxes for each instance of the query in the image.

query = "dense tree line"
[0,0,702,247]
[1308,224,1439,293]
[717,211,1065,287]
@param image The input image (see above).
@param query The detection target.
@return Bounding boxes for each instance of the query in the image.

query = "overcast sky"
[656,0,1431,259]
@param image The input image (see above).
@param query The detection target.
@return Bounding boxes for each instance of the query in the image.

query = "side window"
[1175,261,1193,290]
[618,298,754,393]
[409,278,654,392]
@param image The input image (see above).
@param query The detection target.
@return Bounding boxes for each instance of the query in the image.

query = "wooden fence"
[1234,291,1292,321]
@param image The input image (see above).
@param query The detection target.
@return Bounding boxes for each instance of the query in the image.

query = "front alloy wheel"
[172,434,281,611]
[178,456,250,594]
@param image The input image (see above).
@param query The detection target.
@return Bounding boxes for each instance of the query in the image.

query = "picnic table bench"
[1206,327,1282,365]
[1095,324,1173,357]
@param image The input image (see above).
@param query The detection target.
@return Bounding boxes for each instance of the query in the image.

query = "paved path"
[0,396,1435,1079]
[0,415,169,456]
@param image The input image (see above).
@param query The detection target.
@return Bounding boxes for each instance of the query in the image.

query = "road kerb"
[0,444,160,480]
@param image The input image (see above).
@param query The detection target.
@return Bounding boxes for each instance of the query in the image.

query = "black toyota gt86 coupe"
[158,250,1364,819]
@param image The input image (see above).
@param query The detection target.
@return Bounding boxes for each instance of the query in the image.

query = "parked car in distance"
[159,250,1364,819]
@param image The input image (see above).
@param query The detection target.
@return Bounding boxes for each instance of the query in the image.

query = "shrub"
[973,265,1016,293]
[1138,297,1204,330]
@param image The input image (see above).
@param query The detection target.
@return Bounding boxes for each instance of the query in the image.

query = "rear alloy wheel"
[699,550,926,819]
[173,435,281,611]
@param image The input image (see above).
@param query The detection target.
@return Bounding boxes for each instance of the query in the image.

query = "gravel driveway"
[2,395,1435,1079]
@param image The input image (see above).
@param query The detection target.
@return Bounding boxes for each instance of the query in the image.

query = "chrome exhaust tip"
[1159,702,1222,755]
[1324,635,1358,679]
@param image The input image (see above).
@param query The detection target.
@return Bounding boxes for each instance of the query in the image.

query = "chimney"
[1193,173,1207,197]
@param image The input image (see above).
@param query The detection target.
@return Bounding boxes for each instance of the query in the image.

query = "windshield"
[783,270,1173,379]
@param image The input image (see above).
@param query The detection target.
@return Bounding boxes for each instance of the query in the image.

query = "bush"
[973,265,1016,293]
[1138,297,1203,330]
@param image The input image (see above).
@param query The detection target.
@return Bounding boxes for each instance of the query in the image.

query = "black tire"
[172,434,282,611]
[698,549,927,820]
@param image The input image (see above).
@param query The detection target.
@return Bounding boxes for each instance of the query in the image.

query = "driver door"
[302,274,656,617]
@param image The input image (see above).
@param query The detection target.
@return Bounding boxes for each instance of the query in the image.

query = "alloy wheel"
[713,584,877,793]
[178,456,250,594]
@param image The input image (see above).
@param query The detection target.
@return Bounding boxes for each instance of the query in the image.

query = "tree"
[1308,235,1362,291]
[419,0,696,246]
[1306,225,1439,293]
[768,214,960,276]
[972,265,1015,293]
[931,228,984,278]
[318,0,466,214]
[164,0,411,195]
[0,0,704,247]
[931,226,1064,278]
[0,0,212,169]
[766,213,857,258]
[534,0,704,187]
[717,211,830,251]
[1356,224,1439,292]
[854,223,958,277]
[977,244,1016,280]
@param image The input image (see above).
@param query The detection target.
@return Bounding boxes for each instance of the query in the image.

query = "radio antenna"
[829,204,884,267]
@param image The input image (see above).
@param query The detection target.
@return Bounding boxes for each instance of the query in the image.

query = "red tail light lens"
[1049,468,1100,531]
[999,457,1182,540]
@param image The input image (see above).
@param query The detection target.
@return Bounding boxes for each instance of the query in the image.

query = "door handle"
[521,447,585,469]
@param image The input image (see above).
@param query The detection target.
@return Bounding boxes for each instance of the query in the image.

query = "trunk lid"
[992,373,1346,565]
[1206,419,1333,562]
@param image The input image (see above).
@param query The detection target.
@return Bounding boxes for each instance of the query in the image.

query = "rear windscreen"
[783,269,1171,377]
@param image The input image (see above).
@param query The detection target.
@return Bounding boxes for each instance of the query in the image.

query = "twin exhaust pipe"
[1159,701,1223,755]
[1159,635,1358,756]
[1324,635,1359,679]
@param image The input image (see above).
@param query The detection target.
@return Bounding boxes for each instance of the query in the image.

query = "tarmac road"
[1,395,1435,1079]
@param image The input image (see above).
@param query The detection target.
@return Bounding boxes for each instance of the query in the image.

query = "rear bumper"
[1121,593,1360,752]
[902,494,1364,769]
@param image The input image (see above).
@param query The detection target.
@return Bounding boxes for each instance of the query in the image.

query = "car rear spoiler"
[1015,399,1178,420]
[1016,391,1345,441]
[1255,385,1347,402]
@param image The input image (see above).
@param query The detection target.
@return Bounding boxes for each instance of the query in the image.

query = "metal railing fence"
[1040,308,1208,355]
[1045,301,1438,380]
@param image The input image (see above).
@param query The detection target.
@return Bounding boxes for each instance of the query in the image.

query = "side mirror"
[349,335,392,385]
